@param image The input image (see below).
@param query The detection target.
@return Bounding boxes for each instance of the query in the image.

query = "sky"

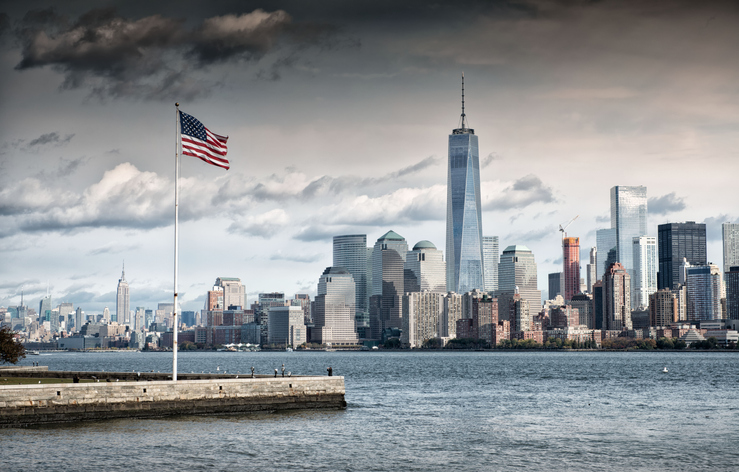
[1,0,738,315]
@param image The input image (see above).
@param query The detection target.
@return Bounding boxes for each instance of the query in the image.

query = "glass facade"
[657,222,707,290]
[313,267,358,345]
[610,186,648,281]
[632,236,657,309]
[370,231,408,338]
[596,228,617,281]
[685,265,722,321]
[482,236,499,293]
[446,130,484,294]
[333,234,369,325]
[498,245,541,311]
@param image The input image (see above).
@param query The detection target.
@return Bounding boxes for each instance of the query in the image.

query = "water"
[2,351,738,471]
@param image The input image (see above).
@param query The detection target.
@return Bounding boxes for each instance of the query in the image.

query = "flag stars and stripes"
[179,110,229,170]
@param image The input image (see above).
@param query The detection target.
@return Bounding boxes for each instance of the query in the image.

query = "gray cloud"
[293,225,341,242]
[28,132,75,147]
[86,242,142,256]
[481,152,499,168]
[703,215,738,242]
[484,174,556,211]
[648,192,686,215]
[36,156,88,181]
[270,251,324,263]
[595,215,610,223]
[13,7,343,100]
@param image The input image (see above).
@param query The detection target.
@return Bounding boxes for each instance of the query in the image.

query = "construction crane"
[558,215,579,301]
[559,215,579,242]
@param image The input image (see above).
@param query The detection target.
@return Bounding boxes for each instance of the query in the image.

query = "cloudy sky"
[1,0,738,315]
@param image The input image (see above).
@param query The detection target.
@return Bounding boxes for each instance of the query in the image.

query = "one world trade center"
[446,73,484,294]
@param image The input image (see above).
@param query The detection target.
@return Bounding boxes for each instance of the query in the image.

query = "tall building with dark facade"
[563,237,580,301]
[446,74,484,295]
[548,272,562,300]
[657,222,707,290]
[726,266,739,320]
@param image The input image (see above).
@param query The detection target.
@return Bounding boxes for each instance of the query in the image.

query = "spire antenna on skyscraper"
[461,72,467,130]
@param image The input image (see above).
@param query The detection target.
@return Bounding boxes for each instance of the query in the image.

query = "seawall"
[0,375,346,428]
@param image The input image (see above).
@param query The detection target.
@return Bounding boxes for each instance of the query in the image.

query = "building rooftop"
[412,240,437,251]
[322,267,351,275]
[502,245,531,253]
[377,230,405,241]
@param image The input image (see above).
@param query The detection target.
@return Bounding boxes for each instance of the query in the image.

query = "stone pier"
[0,372,346,428]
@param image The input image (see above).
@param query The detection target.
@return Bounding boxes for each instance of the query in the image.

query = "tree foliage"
[0,326,26,364]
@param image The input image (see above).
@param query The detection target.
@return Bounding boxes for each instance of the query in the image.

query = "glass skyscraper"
[333,234,369,325]
[657,222,707,290]
[596,228,617,280]
[610,185,648,281]
[723,223,739,274]
[498,245,541,312]
[632,236,657,309]
[482,236,499,293]
[446,75,484,294]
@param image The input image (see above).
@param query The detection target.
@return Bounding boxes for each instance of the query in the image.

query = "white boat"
[662,367,669,373]
[285,347,293,352]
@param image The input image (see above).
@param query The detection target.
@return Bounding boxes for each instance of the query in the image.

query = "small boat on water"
[285,347,293,352]
[662,366,669,373]
[28,350,40,356]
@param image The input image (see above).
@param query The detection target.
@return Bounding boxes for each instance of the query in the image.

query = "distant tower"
[370,230,408,339]
[603,262,631,331]
[333,234,369,328]
[596,228,617,281]
[563,237,580,301]
[214,277,245,309]
[726,266,739,320]
[498,245,541,312]
[482,236,499,293]
[722,223,739,274]
[586,247,597,293]
[657,222,707,290]
[685,264,722,321]
[404,240,446,293]
[610,185,647,281]
[313,267,358,346]
[115,263,129,324]
[446,73,484,294]
[632,236,657,309]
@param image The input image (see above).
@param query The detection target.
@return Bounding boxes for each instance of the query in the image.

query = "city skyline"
[1,1,738,314]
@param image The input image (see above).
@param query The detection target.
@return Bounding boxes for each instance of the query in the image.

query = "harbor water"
[2,350,738,471]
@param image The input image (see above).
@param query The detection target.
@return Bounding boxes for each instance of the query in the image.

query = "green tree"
[0,326,26,364]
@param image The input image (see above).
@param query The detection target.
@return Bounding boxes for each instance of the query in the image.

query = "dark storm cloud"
[12,6,342,99]
[484,174,555,211]
[0,13,10,37]
[648,192,686,215]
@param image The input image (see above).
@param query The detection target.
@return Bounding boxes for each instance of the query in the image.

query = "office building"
[370,230,408,339]
[402,292,445,348]
[657,222,707,290]
[333,234,369,326]
[405,240,446,293]
[723,223,739,274]
[116,264,130,324]
[610,185,647,281]
[548,273,562,300]
[596,228,618,281]
[499,245,541,312]
[603,262,632,330]
[649,289,679,327]
[215,277,245,309]
[563,237,580,301]
[586,247,597,293]
[267,305,306,347]
[632,236,657,309]
[313,267,358,346]
[446,75,484,294]
[483,236,499,293]
[685,264,722,321]
[726,266,739,320]
[570,293,594,328]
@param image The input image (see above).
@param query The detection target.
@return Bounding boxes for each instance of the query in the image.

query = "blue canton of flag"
[179,111,229,170]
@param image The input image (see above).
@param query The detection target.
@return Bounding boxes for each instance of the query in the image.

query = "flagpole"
[173,102,180,382]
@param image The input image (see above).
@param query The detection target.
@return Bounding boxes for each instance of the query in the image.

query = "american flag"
[179,111,229,170]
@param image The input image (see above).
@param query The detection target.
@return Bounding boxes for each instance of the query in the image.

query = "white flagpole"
[173,102,180,382]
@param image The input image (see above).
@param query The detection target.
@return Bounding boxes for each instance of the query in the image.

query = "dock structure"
[0,368,346,428]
